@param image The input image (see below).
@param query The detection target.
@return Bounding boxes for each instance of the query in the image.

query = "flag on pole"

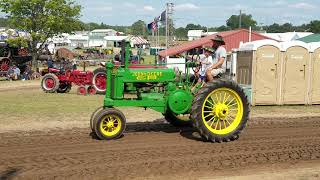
[147,22,153,31]
[152,21,158,31]
[159,10,166,22]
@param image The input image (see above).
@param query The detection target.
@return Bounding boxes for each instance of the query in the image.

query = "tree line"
[1,13,319,40]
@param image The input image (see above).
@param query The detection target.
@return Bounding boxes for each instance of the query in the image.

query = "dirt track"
[0,117,320,180]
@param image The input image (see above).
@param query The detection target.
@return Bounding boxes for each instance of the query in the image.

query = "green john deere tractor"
[90,41,250,142]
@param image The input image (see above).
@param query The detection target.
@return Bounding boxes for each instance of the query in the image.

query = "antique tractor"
[90,41,250,142]
[0,41,32,77]
[41,66,97,95]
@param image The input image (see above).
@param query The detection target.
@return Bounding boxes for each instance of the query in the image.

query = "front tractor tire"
[41,73,60,93]
[92,108,126,140]
[191,80,250,142]
[57,82,72,93]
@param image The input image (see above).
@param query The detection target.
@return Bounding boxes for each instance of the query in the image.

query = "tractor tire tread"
[190,80,250,143]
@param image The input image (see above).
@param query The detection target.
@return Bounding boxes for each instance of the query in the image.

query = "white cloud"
[123,2,136,8]
[86,6,113,12]
[274,0,287,5]
[289,2,316,10]
[175,3,200,11]
[143,5,155,11]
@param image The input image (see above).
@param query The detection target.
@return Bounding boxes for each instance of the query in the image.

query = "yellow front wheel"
[92,108,126,140]
[191,80,250,142]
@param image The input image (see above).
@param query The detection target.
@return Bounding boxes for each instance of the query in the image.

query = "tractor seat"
[49,68,61,73]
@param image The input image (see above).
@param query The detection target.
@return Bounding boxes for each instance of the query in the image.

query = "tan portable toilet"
[309,43,320,104]
[238,40,281,105]
[280,41,310,105]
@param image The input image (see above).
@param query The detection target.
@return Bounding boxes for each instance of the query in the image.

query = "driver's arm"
[208,57,225,70]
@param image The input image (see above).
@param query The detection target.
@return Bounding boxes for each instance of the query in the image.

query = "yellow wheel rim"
[100,114,122,137]
[201,88,243,135]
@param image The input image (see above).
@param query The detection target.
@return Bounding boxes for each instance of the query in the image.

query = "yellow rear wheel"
[191,80,249,142]
[93,108,126,140]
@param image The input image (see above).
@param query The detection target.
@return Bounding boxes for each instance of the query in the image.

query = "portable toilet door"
[238,40,281,105]
[310,43,320,104]
[280,41,310,105]
[252,40,281,105]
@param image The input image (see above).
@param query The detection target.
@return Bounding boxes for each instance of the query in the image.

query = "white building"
[187,30,218,41]
[261,32,313,42]
[68,34,89,47]
[90,29,117,37]
[187,30,204,41]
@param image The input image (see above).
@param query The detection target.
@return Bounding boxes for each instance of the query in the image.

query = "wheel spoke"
[204,113,213,119]
[206,99,215,106]
[214,119,219,129]
[204,105,213,110]
[225,117,231,126]
[210,117,218,127]
[226,98,235,106]
[228,102,238,108]
[203,110,213,113]
[215,93,221,103]
[223,119,227,129]
[210,96,217,105]
[223,94,230,103]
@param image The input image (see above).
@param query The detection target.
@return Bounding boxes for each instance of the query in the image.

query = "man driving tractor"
[206,35,227,82]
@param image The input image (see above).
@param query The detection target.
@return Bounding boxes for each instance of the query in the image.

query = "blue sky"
[3,0,319,27]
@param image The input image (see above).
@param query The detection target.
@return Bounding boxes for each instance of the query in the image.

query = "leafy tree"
[0,17,10,27]
[216,25,231,32]
[131,20,147,36]
[0,0,81,69]
[281,23,294,32]
[308,20,320,33]
[265,23,281,33]
[185,23,207,31]
[6,37,29,48]
[175,27,187,39]
[226,14,257,30]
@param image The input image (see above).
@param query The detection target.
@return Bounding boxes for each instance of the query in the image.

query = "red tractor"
[41,66,100,95]
[41,48,107,95]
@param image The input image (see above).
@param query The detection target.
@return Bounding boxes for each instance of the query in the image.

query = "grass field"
[1,80,320,132]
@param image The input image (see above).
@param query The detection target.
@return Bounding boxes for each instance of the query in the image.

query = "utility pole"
[165,3,174,49]
[239,10,242,29]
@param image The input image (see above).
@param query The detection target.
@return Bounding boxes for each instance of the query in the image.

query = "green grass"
[0,82,320,132]
[0,89,103,115]
[141,55,157,65]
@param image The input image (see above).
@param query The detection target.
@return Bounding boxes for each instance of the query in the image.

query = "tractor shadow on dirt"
[0,168,20,180]
[89,118,207,142]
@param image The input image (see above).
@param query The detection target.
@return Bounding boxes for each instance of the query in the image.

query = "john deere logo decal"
[133,72,163,80]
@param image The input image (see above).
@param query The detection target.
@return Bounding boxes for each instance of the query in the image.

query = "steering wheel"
[186,48,202,74]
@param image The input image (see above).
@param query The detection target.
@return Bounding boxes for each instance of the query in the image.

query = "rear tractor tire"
[191,80,250,143]
[41,73,60,93]
[92,108,126,140]
[92,67,107,94]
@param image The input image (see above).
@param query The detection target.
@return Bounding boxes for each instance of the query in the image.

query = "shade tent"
[309,42,320,104]
[130,36,149,45]
[279,41,310,105]
[104,36,128,41]
[237,40,282,105]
